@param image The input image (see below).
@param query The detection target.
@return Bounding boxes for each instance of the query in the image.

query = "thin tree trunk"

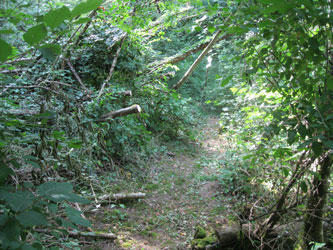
[303,154,331,248]
[172,30,222,90]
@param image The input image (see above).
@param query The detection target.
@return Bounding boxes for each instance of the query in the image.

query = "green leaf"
[0,38,13,62]
[37,182,73,200]
[74,17,91,24]
[297,124,307,139]
[67,140,83,149]
[16,211,49,226]
[65,207,91,227]
[194,26,202,32]
[52,131,66,140]
[312,141,323,156]
[282,167,289,177]
[23,24,47,46]
[327,78,333,90]
[4,191,35,212]
[0,29,14,34]
[287,130,296,145]
[37,182,90,204]
[207,26,216,33]
[39,44,61,61]
[71,0,103,18]
[300,181,308,193]
[0,163,14,184]
[323,140,333,149]
[220,75,233,87]
[44,6,71,29]
[23,155,40,169]
[258,0,282,4]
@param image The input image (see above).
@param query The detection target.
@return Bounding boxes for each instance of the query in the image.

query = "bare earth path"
[86,117,234,250]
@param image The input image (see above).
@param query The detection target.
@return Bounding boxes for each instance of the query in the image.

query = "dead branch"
[96,105,141,122]
[172,29,223,90]
[97,36,127,99]
[64,58,89,92]
[0,68,26,74]
[98,192,146,203]
[68,231,117,239]
[36,229,116,240]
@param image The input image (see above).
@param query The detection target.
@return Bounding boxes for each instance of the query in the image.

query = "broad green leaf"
[297,124,307,139]
[312,141,323,156]
[71,0,103,18]
[39,44,61,61]
[37,182,90,203]
[37,182,73,198]
[287,130,296,145]
[4,191,35,212]
[52,131,66,140]
[323,140,333,149]
[65,207,91,227]
[221,75,233,87]
[300,181,308,193]
[0,163,14,184]
[23,24,47,46]
[0,38,13,62]
[194,26,202,32]
[74,17,91,24]
[16,211,49,226]
[44,6,71,29]
[67,140,83,149]
[207,26,216,33]
[0,29,14,34]
[0,214,9,226]
[23,155,40,169]
[327,78,333,90]
[282,167,289,177]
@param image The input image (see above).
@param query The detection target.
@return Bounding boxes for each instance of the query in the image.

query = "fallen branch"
[36,229,116,240]
[98,192,146,203]
[172,29,222,90]
[68,231,117,239]
[96,104,141,122]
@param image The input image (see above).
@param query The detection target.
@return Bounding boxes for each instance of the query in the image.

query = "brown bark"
[96,104,141,122]
[172,30,223,90]
[151,34,231,71]
[304,154,332,248]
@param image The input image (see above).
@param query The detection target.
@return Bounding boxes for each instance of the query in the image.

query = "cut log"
[67,231,117,240]
[36,229,116,240]
[98,192,146,203]
[96,105,141,122]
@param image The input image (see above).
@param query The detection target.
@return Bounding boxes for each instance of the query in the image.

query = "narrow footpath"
[86,117,235,250]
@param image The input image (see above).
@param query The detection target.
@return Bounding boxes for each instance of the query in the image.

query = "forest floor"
[83,117,238,250]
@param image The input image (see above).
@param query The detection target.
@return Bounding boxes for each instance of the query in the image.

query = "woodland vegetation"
[0,0,332,249]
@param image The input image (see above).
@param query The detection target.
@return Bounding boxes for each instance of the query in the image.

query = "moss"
[121,240,134,248]
[191,232,217,250]
[194,226,207,239]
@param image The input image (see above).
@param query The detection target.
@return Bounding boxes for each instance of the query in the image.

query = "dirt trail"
[86,117,232,250]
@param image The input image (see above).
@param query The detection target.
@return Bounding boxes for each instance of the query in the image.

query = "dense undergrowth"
[0,0,332,249]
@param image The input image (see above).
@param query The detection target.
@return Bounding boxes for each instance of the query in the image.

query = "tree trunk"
[172,30,222,90]
[304,154,331,249]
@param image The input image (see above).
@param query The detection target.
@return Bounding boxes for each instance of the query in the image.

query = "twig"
[64,58,89,93]
[97,36,127,99]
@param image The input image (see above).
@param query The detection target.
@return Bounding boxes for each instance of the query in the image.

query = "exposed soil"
[82,117,235,250]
